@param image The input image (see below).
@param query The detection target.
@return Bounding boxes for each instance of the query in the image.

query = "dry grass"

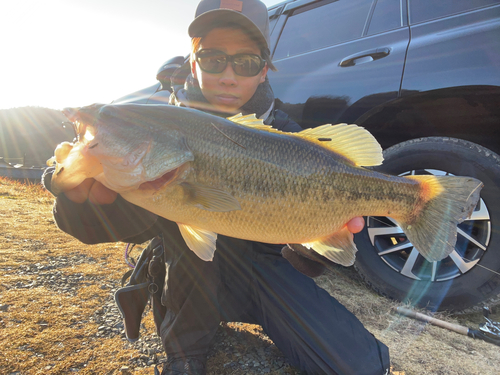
[1,176,499,374]
[0,178,144,374]
[315,268,500,375]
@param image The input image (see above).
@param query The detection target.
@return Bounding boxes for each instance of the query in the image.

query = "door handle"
[339,47,391,67]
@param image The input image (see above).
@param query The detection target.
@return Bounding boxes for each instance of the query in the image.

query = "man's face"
[192,27,268,114]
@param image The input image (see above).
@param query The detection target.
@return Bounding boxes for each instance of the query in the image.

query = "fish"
[48,103,483,266]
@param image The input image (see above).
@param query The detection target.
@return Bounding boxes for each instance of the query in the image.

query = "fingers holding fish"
[63,178,117,204]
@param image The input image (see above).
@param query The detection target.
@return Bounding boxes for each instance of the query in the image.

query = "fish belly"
[121,163,417,245]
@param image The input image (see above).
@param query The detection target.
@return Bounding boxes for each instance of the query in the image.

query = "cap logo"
[219,0,243,12]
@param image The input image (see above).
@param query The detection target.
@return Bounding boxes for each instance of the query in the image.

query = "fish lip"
[138,167,181,191]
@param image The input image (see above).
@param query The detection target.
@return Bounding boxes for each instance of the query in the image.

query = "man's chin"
[210,96,242,112]
[211,102,241,115]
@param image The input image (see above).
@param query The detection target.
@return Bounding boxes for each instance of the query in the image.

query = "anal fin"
[303,227,358,267]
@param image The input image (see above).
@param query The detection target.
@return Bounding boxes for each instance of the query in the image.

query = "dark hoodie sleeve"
[43,167,159,244]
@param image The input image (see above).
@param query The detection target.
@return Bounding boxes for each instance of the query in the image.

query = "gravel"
[2,255,297,373]
[94,284,297,373]
[2,254,101,295]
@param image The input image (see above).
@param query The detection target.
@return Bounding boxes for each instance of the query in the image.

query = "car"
[113,0,500,312]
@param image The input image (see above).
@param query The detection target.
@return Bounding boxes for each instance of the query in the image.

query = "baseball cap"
[188,0,270,51]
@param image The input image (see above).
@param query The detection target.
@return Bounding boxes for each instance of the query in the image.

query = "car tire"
[354,137,500,312]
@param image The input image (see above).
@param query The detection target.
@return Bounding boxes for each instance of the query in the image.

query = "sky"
[0,0,283,110]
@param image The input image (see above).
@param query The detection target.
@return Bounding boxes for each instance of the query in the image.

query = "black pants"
[159,234,390,375]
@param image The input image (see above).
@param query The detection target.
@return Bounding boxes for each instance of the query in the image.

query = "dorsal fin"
[298,123,383,167]
[227,113,271,130]
[227,114,383,167]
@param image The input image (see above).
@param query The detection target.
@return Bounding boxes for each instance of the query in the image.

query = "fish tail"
[397,175,483,262]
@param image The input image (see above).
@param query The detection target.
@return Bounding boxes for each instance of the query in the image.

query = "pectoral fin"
[181,182,241,212]
[178,224,217,261]
[303,227,358,267]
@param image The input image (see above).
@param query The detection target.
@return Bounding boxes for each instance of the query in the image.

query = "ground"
[0,177,499,374]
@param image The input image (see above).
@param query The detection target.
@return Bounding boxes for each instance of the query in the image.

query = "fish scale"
[135,119,416,243]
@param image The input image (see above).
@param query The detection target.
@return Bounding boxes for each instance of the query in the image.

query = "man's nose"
[218,64,238,86]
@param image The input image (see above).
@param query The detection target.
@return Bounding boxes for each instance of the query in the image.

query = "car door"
[268,0,410,130]
[403,0,500,94]
[399,0,500,151]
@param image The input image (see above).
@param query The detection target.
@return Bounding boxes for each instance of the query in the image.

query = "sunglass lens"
[198,54,227,74]
[196,50,264,76]
[233,55,262,77]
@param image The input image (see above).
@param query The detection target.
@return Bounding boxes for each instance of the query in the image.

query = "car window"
[409,0,500,24]
[273,0,374,60]
[368,0,402,36]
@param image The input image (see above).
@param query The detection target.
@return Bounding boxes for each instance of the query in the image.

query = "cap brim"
[188,9,268,49]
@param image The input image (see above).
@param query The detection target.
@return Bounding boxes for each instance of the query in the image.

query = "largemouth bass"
[48,104,483,266]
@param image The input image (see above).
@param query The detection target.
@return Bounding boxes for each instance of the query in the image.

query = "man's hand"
[64,178,117,204]
[346,216,365,234]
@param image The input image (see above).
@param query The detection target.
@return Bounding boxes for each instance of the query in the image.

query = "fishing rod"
[395,306,500,346]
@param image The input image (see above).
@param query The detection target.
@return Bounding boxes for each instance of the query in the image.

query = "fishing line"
[461,259,500,277]
[210,122,246,149]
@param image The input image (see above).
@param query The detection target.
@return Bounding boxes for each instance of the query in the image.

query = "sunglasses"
[195,49,266,77]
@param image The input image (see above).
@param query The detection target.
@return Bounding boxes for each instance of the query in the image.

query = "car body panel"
[269,0,410,129]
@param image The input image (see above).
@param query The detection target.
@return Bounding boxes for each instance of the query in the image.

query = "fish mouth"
[139,167,180,191]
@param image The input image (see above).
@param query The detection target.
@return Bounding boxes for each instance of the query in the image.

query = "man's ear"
[191,60,198,79]
[259,64,269,84]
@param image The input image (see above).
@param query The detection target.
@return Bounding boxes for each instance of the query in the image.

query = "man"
[44,1,390,374]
